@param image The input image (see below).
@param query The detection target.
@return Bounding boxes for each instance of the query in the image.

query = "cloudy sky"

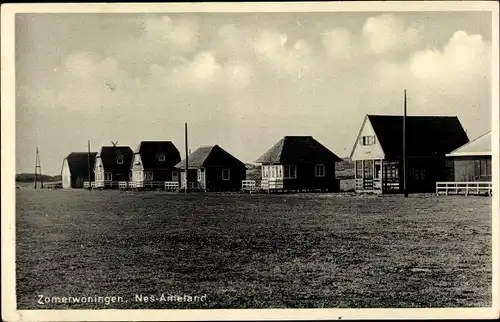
[15,11,493,175]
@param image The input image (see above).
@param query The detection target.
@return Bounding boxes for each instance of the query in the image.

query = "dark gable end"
[256,136,342,164]
[136,141,181,169]
[367,115,470,158]
[65,152,98,180]
[99,146,134,171]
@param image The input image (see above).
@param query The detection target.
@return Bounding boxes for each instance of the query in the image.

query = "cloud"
[140,15,199,54]
[16,13,492,175]
[362,14,424,55]
[224,62,253,89]
[409,31,490,84]
[253,30,316,79]
[321,27,353,59]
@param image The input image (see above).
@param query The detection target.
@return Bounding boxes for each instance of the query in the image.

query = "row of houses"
[61,114,492,194]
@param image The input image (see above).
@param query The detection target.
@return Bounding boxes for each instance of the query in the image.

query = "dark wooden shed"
[94,146,134,189]
[61,152,97,188]
[255,136,342,192]
[131,141,181,188]
[175,145,246,191]
[445,131,491,182]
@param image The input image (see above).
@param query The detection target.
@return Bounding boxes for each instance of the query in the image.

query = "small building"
[445,131,491,182]
[130,141,181,189]
[61,152,97,188]
[350,114,469,194]
[255,136,343,192]
[175,145,246,191]
[94,146,134,189]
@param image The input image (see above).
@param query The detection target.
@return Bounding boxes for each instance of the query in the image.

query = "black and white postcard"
[1,1,499,321]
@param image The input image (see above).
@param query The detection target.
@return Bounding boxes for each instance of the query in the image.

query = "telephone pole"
[185,122,189,193]
[403,89,408,198]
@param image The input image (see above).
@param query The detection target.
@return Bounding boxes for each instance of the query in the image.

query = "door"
[172,170,179,182]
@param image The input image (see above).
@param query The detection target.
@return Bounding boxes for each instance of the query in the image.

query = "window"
[222,169,230,180]
[355,160,363,178]
[413,168,426,181]
[480,159,491,177]
[361,136,376,146]
[363,160,374,178]
[198,168,204,181]
[104,172,112,181]
[271,166,276,178]
[284,165,297,179]
[315,164,325,177]
[263,166,269,178]
[116,156,124,164]
[277,166,282,178]
[157,153,166,162]
[144,171,153,181]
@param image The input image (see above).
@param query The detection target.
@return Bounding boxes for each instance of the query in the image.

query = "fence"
[165,181,180,191]
[261,178,284,191]
[242,180,257,192]
[436,181,492,196]
[83,181,96,189]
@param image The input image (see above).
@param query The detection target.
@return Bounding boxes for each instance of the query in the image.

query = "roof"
[96,146,134,171]
[446,131,491,157]
[134,141,181,169]
[358,115,469,158]
[175,145,245,169]
[255,136,342,164]
[63,152,98,180]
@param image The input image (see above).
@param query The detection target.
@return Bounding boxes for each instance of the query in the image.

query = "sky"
[15,11,493,175]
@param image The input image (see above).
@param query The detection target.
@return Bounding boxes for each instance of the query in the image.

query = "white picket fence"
[164,181,180,191]
[261,178,284,191]
[242,180,257,192]
[436,181,492,196]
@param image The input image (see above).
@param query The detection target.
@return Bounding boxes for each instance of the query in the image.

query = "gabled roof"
[175,145,245,169]
[134,141,181,169]
[351,115,469,159]
[63,152,98,180]
[446,131,491,157]
[255,136,342,164]
[96,146,134,171]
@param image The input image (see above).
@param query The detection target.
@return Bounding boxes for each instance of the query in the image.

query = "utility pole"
[403,89,408,198]
[185,122,189,193]
[88,140,92,190]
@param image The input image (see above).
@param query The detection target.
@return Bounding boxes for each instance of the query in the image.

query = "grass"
[15,189,491,309]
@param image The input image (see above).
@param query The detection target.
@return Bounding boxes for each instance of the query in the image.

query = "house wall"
[113,170,130,182]
[355,157,447,193]
[351,119,385,161]
[150,169,176,181]
[450,156,492,182]
[284,163,338,191]
[406,157,446,193]
[180,169,198,188]
[204,167,246,191]
[62,159,72,189]
[94,157,105,184]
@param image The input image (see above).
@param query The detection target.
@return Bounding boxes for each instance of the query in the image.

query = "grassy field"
[15,189,491,309]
